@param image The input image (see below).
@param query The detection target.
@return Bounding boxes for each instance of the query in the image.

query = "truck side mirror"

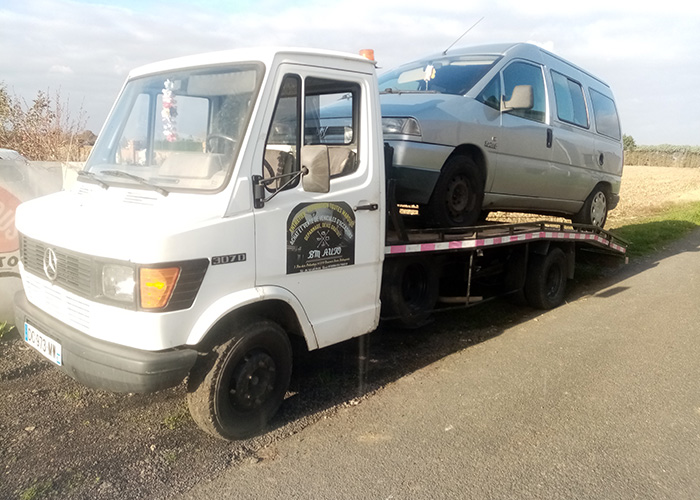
[301,145,330,193]
[501,85,534,112]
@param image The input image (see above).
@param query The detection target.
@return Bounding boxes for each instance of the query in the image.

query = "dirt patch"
[609,165,700,227]
[487,165,700,229]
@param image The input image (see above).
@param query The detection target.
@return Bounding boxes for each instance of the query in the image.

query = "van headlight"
[382,117,421,136]
[102,264,136,303]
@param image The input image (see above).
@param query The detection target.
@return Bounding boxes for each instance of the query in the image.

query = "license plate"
[24,323,62,366]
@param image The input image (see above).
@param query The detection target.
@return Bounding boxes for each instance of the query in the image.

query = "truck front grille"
[20,235,95,297]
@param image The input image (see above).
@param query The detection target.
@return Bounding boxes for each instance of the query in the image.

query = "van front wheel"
[186,319,292,440]
[427,155,483,227]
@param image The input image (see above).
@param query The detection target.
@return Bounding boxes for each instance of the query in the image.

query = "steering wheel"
[205,134,236,153]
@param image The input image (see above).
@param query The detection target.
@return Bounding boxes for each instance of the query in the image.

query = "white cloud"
[1,0,699,144]
[49,65,74,75]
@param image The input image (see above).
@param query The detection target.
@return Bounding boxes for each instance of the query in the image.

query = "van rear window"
[590,89,621,140]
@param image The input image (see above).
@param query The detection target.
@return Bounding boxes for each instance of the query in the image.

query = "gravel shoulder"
[2,164,699,500]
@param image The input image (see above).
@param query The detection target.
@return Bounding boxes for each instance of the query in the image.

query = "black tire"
[381,257,439,328]
[427,155,484,227]
[524,247,567,310]
[573,185,609,228]
[186,319,292,440]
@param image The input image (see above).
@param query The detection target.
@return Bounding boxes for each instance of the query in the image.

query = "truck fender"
[185,286,318,350]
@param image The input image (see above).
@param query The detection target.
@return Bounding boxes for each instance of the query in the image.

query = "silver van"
[378,43,623,227]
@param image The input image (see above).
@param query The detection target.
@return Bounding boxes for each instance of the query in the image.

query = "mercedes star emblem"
[43,247,58,281]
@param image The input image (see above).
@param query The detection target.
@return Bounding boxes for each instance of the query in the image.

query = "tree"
[0,81,90,161]
[623,134,636,151]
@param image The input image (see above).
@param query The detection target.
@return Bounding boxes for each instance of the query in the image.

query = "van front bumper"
[14,291,197,393]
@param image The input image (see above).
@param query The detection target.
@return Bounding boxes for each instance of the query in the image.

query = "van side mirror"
[501,85,534,112]
[301,145,330,193]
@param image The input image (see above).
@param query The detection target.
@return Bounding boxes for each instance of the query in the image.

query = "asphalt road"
[177,229,700,500]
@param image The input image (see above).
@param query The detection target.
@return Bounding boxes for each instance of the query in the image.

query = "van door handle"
[355,202,379,211]
[546,128,553,148]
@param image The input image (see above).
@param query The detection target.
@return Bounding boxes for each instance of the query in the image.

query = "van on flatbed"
[377,43,623,228]
[14,47,627,440]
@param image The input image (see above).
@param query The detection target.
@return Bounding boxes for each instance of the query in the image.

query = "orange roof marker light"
[359,49,375,61]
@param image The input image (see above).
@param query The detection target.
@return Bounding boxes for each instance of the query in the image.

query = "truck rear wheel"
[427,155,484,227]
[381,257,439,328]
[524,247,567,310]
[186,319,292,440]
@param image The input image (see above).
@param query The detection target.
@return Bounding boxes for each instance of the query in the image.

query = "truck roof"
[129,47,376,79]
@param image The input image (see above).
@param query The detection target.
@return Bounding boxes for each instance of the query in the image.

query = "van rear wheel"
[574,186,609,228]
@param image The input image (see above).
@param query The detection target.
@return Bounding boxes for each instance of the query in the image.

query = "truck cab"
[14,48,386,439]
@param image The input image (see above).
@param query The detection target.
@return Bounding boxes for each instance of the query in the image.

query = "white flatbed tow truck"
[13,47,627,439]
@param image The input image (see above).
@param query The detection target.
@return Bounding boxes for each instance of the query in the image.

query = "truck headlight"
[382,117,421,136]
[102,264,136,303]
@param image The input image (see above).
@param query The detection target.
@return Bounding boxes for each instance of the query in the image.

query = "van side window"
[304,77,360,178]
[590,89,621,140]
[476,74,501,111]
[263,74,301,192]
[551,71,589,128]
[503,61,546,123]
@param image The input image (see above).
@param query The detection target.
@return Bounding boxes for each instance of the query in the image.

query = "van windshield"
[378,55,500,95]
[85,63,264,193]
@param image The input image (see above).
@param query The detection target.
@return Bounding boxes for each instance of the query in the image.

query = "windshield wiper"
[100,170,169,197]
[77,170,110,190]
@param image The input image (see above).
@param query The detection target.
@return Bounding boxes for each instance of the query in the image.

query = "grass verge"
[611,201,700,258]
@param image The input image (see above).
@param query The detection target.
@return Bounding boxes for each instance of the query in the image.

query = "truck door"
[254,66,383,349]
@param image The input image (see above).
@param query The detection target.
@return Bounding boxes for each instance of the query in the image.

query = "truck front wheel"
[186,319,292,440]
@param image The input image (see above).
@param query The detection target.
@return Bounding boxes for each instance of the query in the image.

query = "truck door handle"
[355,203,379,211]
[546,128,553,148]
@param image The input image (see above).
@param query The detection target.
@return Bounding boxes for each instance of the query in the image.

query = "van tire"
[524,247,567,310]
[381,257,439,328]
[573,186,608,228]
[186,319,292,440]
[427,155,484,227]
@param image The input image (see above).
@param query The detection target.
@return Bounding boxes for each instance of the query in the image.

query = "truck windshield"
[378,55,500,95]
[85,63,264,193]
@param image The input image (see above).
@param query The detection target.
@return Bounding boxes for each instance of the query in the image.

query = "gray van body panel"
[379,42,623,217]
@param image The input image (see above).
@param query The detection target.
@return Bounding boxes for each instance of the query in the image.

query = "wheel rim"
[402,263,429,313]
[228,350,277,411]
[445,174,472,221]
[545,265,563,299]
[589,191,607,227]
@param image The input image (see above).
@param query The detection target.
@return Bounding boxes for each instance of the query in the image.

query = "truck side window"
[263,74,301,192]
[304,77,360,178]
[589,89,621,140]
[551,70,589,128]
[503,61,546,123]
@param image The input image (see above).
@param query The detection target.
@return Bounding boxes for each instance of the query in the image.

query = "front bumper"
[14,291,197,393]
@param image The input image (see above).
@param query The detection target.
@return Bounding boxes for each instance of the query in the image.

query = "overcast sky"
[1,0,699,146]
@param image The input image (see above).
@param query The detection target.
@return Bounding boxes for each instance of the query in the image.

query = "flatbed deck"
[385,220,628,256]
